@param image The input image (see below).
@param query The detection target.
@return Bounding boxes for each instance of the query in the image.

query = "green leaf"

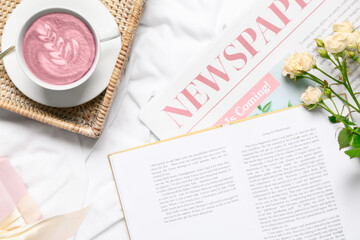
[288,101,292,107]
[328,116,338,124]
[349,133,360,148]
[339,116,355,125]
[344,148,360,159]
[262,102,272,113]
[338,128,351,150]
[257,105,262,111]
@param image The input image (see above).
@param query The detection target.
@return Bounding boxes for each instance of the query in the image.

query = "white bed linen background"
[0,0,253,239]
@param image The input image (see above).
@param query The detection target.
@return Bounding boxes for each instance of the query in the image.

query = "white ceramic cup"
[16,7,120,91]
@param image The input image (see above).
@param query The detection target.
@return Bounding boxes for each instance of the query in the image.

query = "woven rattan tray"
[0,0,144,138]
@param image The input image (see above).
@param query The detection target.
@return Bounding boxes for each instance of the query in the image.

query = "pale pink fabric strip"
[0,207,90,240]
[0,157,89,239]
[0,158,41,224]
[0,158,27,204]
[0,182,15,224]
[16,193,41,224]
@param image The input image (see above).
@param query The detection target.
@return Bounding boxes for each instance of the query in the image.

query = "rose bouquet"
[283,21,360,159]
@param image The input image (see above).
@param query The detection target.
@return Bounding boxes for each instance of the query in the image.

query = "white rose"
[354,31,360,43]
[344,31,360,48]
[282,52,316,79]
[347,33,357,48]
[323,32,349,53]
[352,31,360,46]
[333,20,353,33]
[301,86,323,106]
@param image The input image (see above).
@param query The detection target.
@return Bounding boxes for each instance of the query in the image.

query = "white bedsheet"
[0,0,253,239]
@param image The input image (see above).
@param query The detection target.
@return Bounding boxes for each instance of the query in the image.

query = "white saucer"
[1,0,122,108]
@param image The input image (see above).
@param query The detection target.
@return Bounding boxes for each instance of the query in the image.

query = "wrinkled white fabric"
[0,0,253,239]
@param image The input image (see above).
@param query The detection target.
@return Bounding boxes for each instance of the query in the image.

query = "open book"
[109,104,360,240]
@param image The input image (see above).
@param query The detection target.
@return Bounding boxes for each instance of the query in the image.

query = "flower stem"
[340,58,360,110]
[330,97,339,115]
[329,57,339,69]
[303,72,325,86]
[319,102,360,135]
[302,71,360,112]
[334,55,342,67]
[328,87,360,112]
[341,104,347,115]
[314,66,341,84]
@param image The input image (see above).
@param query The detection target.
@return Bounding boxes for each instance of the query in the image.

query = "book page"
[140,0,360,139]
[111,105,360,240]
[229,105,360,239]
[110,126,263,240]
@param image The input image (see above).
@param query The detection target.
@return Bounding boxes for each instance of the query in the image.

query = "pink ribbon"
[0,157,89,240]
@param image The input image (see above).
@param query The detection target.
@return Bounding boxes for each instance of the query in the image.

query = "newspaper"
[140,0,360,139]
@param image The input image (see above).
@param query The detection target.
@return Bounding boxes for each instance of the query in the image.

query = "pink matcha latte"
[22,13,96,85]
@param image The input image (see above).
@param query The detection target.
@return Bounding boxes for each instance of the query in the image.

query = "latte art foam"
[22,13,96,85]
